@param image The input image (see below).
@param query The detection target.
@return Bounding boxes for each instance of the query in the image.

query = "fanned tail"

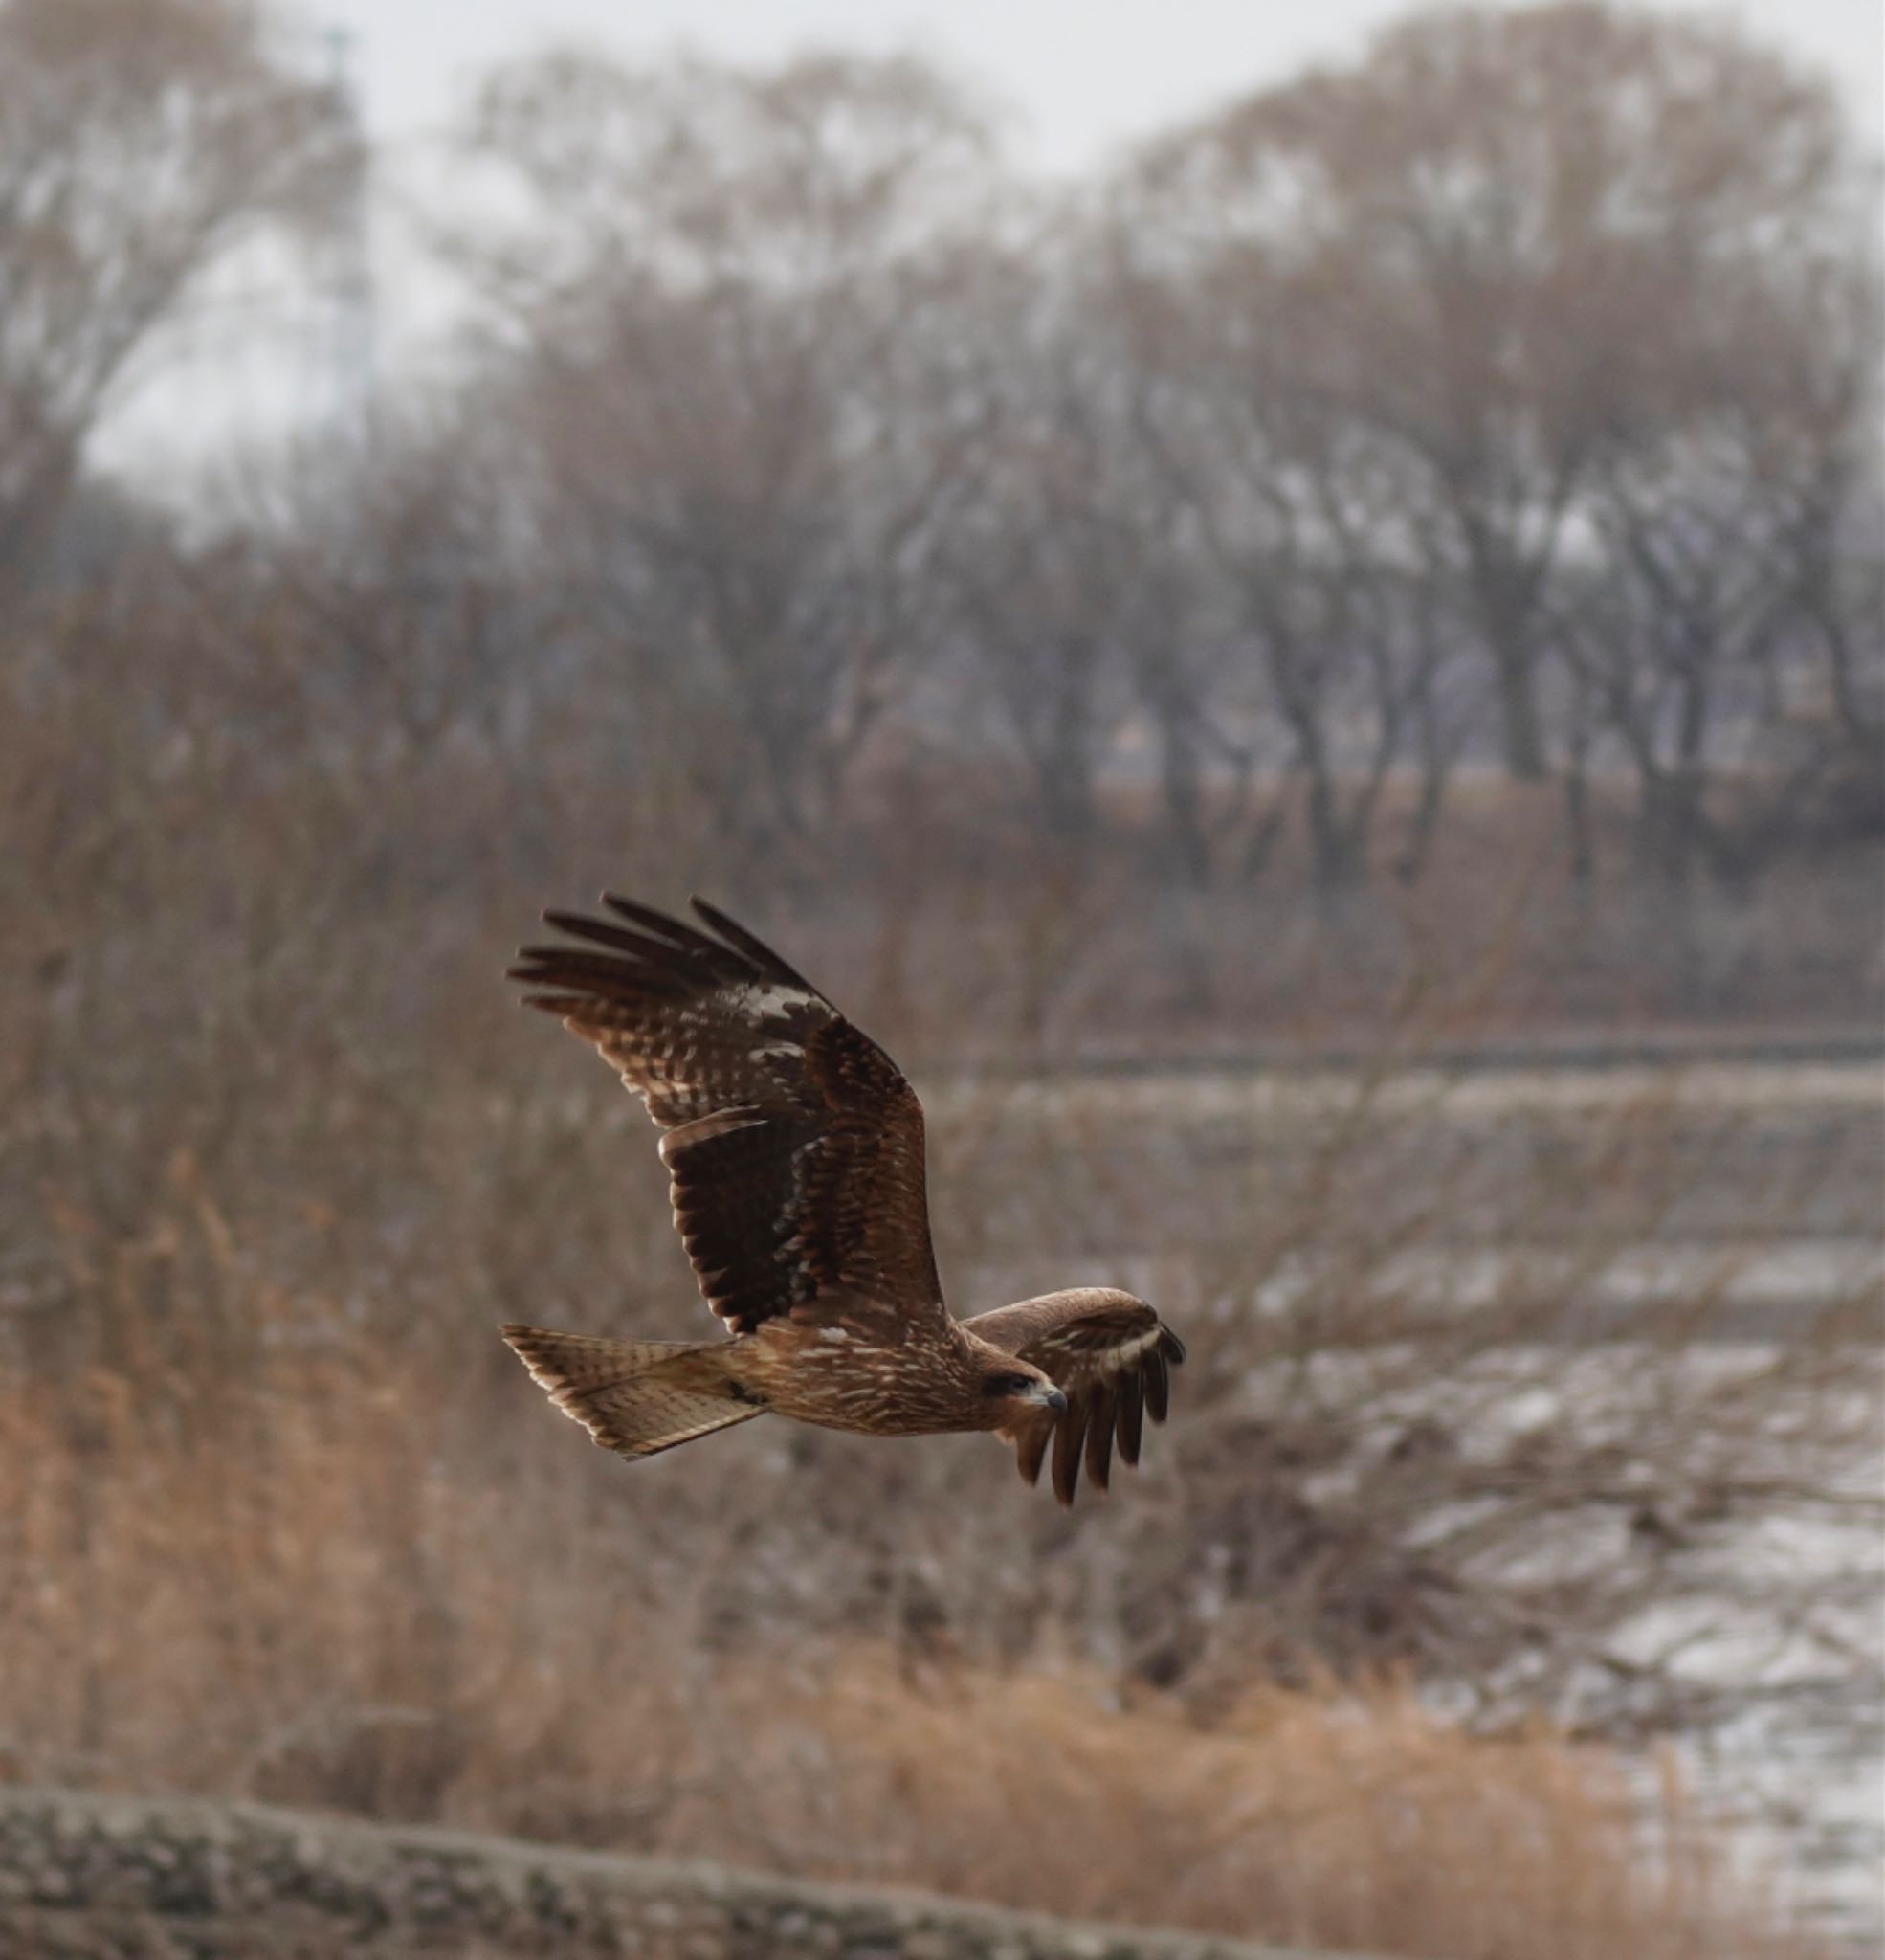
[500,1325,765,1459]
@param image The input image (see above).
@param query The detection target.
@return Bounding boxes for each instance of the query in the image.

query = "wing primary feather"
[1052,1401,1089,1506]
[600,892,735,961]
[1144,1350,1170,1424]
[519,992,589,1015]
[1014,1418,1052,1487]
[512,946,649,979]
[1084,1384,1117,1493]
[1116,1370,1144,1466]
[509,950,690,999]
[690,896,820,991]
[540,910,677,958]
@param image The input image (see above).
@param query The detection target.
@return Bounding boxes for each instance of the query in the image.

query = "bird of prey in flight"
[502,894,1184,1504]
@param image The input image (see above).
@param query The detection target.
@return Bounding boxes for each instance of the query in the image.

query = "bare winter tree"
[448,51,998,859]
[1738,256,1885,845]
[1104,222,1467,897]
[936,235,1185,864]
[1120,0,1866,784]
[0,0,357,599]
[1558,241,1883,907]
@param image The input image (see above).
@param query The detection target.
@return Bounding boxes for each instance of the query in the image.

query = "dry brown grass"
[0,1308,1818,1960]
[711,1655,1794,1960]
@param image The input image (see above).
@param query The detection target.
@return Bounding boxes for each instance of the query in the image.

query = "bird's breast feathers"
[730,1306,980,1436]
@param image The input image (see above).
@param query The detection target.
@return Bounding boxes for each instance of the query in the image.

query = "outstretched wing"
[510,894,942,1335]
[965,1290,1186,1505]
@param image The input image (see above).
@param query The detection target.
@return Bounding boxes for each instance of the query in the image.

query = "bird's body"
[724,1301,1003,1437]
[502,893,1184,1503]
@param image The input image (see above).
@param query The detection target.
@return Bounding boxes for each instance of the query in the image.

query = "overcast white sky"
[327,0,1880,168]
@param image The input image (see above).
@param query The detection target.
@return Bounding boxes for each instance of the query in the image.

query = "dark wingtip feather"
[517,991,589,1015]
[540,909,670,961]
[1052,1401,1089,1507]
[689,895,818,991]
[1014,1419,1051,1488]
[601,892,728,959]
[1116,1370,1144,1467]
[510,945,690,1002]
[1144,1350,1171,1424]
[1084,1385,1117,1494]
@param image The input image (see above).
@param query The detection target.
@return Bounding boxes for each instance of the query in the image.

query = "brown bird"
[501,893,1184,1503]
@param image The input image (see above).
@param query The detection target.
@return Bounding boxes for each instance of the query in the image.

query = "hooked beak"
[1031,1383,1069,1415]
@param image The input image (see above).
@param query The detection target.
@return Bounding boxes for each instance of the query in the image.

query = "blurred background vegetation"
[0,1,1879,1956]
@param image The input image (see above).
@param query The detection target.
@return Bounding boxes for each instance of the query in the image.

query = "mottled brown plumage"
[964,1292,1186,1504]
[502,893,1184,1503]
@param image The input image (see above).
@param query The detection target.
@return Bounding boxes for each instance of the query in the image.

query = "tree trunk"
[1492,635,1548,782]
[1155,713,1212,886]
[1304,766,1364,897]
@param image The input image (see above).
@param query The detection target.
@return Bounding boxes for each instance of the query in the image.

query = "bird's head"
[968,1345,1068,1428]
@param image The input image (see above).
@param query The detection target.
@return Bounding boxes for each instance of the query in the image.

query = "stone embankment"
[0,1787,1382,1960]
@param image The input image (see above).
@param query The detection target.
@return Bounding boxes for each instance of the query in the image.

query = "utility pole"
[314,22,376,441]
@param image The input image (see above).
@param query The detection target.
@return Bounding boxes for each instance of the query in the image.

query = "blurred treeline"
[3,0,1880,1019]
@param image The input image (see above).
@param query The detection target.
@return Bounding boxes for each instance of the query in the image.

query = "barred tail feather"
[499,1325,765,1459]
